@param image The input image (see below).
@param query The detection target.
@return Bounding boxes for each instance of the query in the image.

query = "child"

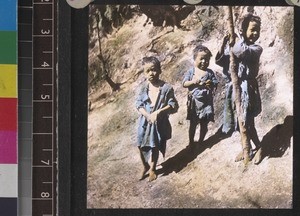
[215,13,263,163]
[183,45,218,146]
[136,56,178,181]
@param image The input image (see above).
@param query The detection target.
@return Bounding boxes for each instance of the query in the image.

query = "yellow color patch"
[0,64,17,98]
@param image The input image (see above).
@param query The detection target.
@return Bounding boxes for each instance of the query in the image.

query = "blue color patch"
[0,0,17,31]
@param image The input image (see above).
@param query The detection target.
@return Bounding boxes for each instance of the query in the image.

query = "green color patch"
[0,31,17,64]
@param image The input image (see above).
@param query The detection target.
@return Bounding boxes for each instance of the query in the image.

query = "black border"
[58,0,300,215]
[58,0,71,215]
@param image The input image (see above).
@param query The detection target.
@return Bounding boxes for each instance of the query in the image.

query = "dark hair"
[142,56,161,73]
[240,13,261,36]
[193,45,212,60]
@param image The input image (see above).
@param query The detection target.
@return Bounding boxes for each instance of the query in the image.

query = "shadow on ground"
[159,115,293,174]
[256,115,293,163]
[159,126,231,176]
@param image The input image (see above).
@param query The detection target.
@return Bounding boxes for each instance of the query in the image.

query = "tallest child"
[216,13,263,163]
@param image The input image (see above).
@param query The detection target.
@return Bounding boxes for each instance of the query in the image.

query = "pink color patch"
[0,131,17,164]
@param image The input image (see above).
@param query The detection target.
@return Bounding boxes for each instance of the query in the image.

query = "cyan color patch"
[0,0,17,31]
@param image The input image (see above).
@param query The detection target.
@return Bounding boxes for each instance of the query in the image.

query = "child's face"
[194,51,210,70]
[144,62,160,82]
[245,20,260,44]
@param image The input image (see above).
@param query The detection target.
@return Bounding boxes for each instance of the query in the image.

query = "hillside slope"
[87,6,293,208]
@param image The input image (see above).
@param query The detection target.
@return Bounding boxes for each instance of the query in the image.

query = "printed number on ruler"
[32,0,56,215]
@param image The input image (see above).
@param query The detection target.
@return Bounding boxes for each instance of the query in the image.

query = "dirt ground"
[87,88,293,208]
[87,6,293,208]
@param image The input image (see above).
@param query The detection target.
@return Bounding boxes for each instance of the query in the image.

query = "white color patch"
[0,164,18,197]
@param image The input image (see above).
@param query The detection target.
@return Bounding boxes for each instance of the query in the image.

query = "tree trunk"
[226,6,251,164]
[95,13,104,78]
[95,13,119,91]
[103,73,120,91]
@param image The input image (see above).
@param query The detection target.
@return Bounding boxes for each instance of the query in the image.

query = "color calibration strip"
[0,0,18,215]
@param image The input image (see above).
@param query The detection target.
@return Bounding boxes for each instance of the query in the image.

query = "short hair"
[142,56,161,73]
[240,13,261,36]
[193,45,212,60]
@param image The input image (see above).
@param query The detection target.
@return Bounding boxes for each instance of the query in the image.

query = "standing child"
[215,13,263,163]
[136,56,178,181]
[183,45,218,146]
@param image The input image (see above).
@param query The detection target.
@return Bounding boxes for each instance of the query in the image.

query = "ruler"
[19,0,57,215]
[30,0,57,215]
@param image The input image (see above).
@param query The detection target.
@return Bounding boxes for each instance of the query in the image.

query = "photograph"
[86,4,293,208]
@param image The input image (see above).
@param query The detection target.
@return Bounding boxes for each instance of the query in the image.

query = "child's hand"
[194,79,206,87]
[192,78,200,85]
[144,113,152,123]
[223,34,230,45]
[192,78,208,87]
[149,110,161,123]
[205,80,212,88]
[223,32,237,47]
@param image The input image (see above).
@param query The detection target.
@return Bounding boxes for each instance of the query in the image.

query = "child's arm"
[150,87,178,122]
[205,70,218,90]
[149,105,173,123]
[216,34,230,67]
[220,34,229,54]
[136,85,152,122]
[232,39,263,60]
[182,69,202,88]
[183,79,205,88]
[137,107,152,122]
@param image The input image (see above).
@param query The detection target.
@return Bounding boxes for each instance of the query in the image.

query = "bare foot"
[235,151,244,162]
[235,150,251,165]
[148,170,157,182]
[253,148,263,165]
[139,164,150,180]
[243,155,250,166]
[243,150,251,165]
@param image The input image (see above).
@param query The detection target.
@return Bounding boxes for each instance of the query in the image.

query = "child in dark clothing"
[136,56,178,181]
[183,45,218,146]
[215,13,263,163]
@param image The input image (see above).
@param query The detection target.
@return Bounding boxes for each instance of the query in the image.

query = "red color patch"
[0,98,17,131]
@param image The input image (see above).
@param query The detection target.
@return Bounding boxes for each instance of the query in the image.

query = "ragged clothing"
[216,37,263,133]
[183,67,218,122]
[136,81,178,157]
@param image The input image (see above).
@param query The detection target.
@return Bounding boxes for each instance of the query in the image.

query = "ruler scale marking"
[32,0,57,215]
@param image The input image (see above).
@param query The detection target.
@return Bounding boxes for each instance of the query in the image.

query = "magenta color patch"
[0,131,17,164]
